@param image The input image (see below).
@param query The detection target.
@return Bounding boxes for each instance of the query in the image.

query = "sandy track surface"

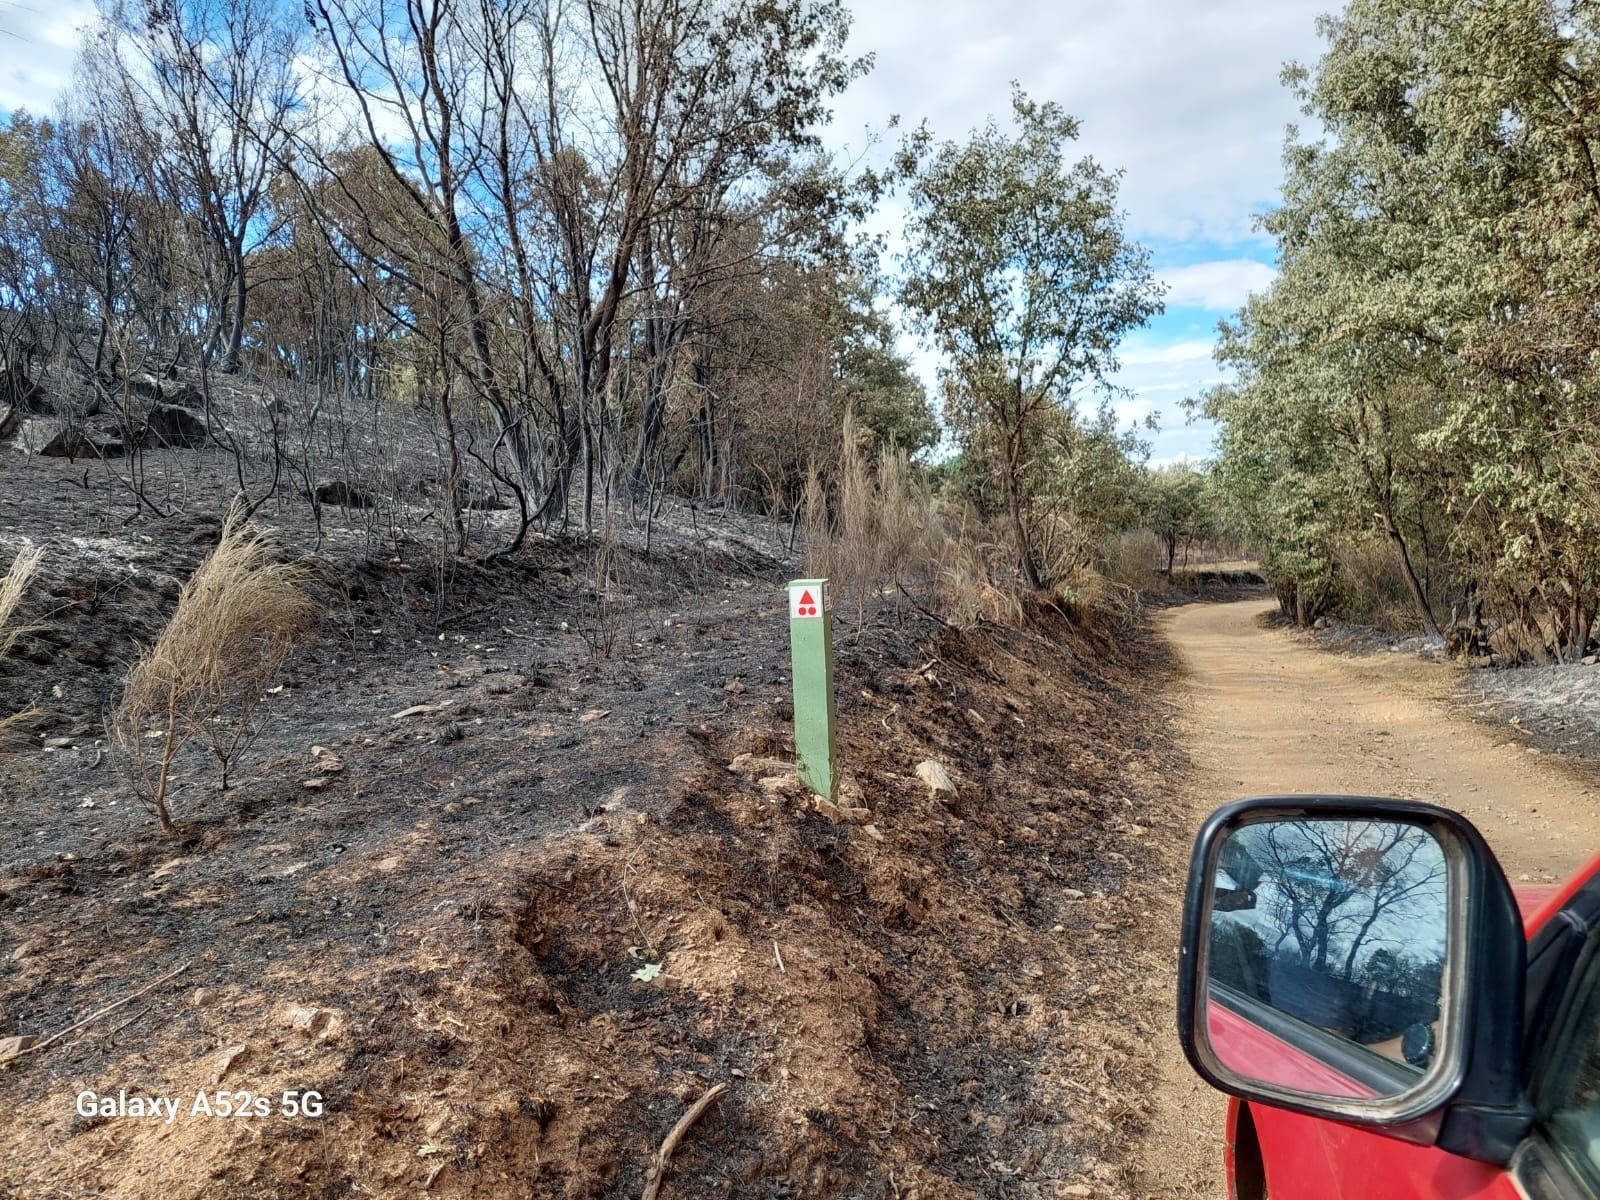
[1135,597,1600,1198]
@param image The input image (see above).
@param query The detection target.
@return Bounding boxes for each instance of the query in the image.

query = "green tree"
[825,271,938,459]
[1143,463,1213,577]
[1205,0,1600,652]
[900,89,1162,589]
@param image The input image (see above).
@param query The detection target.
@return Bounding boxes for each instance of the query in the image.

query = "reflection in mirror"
[1203,818,1450,1101]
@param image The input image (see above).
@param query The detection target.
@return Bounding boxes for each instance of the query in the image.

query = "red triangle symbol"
[799,590,815,606]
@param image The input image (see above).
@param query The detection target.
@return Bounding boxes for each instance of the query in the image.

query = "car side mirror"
[1178,797,1530,1158]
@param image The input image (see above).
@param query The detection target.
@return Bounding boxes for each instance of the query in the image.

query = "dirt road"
[1136,596,1600,1198]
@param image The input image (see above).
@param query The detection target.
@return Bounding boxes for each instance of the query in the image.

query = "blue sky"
[0,0,1330,462]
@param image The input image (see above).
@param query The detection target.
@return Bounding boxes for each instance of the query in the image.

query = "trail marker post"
[787,577,837,799]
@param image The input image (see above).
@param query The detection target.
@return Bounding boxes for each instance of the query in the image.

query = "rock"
[0,403,19,441]
[0,364,45,412]
[301,776,330,791]
[1584,655,1598,667]
[915,759,957,795]
[0,1035,41,1062]
[310,747,344,775]
[729,753,792,776]
[213,1043,248,1084]
[758,774,803,800]
[283,1004,341,1041]
[127,373,164,402]
[811,794,849,822]
[141,404,208,449]
[313,479,374,509]
[391,702,445,720]
[162,380,205,409]
[30,418,124,459]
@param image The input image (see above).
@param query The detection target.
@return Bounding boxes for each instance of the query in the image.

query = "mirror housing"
[1178,796,1531,1162]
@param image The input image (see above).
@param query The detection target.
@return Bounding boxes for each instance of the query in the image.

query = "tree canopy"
[1205,0,1600,657]
[899,89,1163,589]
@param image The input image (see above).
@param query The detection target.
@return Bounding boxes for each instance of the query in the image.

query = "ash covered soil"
[1291,609,1600,768]
[0,448,1185,1199]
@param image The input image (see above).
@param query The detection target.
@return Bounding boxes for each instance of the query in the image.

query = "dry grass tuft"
[805,417,1045,631]
[112,503,318,834]
[0,543,43,661]
[803,411,1148,634]
[0,543,44,759]
[930,505,1025,627]
[806,412,946,631]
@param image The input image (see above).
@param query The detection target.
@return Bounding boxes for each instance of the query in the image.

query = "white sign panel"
[789,583,823,619]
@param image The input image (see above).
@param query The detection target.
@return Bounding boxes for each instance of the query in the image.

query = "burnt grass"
[0,447,1186,1199]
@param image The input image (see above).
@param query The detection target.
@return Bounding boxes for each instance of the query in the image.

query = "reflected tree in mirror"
[1208,819,1448,1084]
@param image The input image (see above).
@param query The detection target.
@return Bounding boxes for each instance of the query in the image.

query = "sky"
[0,0,1331,462]
[823,0,1331,462]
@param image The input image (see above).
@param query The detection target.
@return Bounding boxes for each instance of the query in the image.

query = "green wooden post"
[788,577,837,799]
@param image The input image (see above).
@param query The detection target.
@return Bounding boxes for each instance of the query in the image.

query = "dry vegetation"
[802,413,1163,642]
[0,543,42,660]
[109,505,317,832]
[0,543,43,755]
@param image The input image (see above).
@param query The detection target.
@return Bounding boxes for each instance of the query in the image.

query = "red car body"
[1217,856,1590,1200]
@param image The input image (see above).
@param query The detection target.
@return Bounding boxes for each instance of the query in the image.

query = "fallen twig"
[640,1081,728,1200]
[896,582,953,628]
[105,1002,155,1040]
[5,960,191,1064]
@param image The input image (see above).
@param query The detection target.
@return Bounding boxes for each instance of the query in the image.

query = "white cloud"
[827,0,1326,245]
[0,1,95,117]
[1104,337,1225,463]
[1162,259,1277,310]
[1118,338,1220,368]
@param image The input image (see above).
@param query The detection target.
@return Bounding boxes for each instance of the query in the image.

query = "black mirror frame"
[1177,795,1532,1164]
